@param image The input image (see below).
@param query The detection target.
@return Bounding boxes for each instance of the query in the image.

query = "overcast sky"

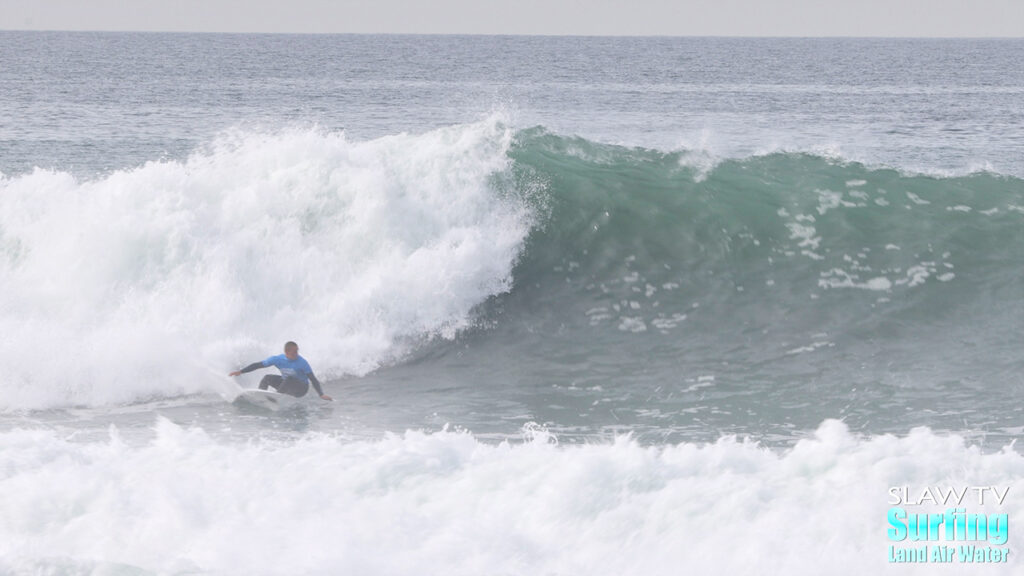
[2,0,1022,36]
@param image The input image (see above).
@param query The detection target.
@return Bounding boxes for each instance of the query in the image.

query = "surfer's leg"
[259,374,283,391]
[278,377,310,398]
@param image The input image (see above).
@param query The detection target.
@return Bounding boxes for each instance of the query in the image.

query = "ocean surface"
[1,32,1023,574]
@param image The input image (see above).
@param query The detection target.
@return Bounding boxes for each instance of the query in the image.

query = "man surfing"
[229,341,333,401]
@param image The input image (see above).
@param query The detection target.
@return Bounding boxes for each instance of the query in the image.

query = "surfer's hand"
[229,370,241,377]
[320,394,333,402]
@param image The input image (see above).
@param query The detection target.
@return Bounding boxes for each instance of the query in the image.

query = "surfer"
[229,341,333,401]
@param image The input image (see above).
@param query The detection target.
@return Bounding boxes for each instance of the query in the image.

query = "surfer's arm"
[309,373,333,401]
[229,362,266,377]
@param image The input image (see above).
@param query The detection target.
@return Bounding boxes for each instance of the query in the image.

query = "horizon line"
[1,28,1022,40]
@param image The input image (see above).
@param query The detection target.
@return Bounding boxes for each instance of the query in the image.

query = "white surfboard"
[204,368,307,411]
[233,389,302,411]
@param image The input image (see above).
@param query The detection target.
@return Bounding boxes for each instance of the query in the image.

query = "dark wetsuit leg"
[277,377,309,398]
[259,374,283,391]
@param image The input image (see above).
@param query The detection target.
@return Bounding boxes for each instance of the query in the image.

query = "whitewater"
[0,120,532,409]
[1,32,1023,575]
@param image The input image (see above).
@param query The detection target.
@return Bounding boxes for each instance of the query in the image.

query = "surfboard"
[232,389,302,411]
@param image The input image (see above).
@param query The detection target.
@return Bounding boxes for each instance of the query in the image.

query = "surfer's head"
[284,341,299,360]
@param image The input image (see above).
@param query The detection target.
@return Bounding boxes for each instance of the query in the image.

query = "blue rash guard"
[238,354,325,396]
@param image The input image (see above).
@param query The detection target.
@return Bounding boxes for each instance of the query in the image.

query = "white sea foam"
[0,419,1020,575]
[818,269,893,292]
[0,117,532,410]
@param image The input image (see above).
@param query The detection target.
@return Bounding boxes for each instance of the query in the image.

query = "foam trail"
[0,419,1020,575]
[0,115,532,410]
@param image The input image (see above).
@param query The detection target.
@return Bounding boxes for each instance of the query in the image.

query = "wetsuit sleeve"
[309,373,325,396]
[238,362,265,374]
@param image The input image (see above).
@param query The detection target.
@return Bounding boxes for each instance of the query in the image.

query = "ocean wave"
[3,119,1024,411]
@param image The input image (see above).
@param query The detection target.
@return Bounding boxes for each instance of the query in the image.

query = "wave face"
[400,128,1024,440]
[0,418,1021,575]
[0,118,533,409]
[501,128,1024,351]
